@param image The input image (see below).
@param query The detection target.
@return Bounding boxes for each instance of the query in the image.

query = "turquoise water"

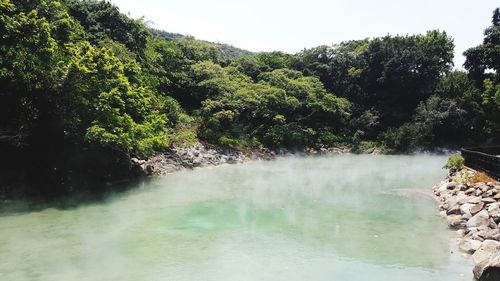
[0,155,472,281]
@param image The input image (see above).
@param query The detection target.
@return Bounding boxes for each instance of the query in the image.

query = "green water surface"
[0,155,472,281]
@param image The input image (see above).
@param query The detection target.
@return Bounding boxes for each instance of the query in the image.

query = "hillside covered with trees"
[0,0,499,196]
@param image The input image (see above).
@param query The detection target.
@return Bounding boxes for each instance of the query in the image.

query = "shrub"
[443,155,464,171]
[166,127,198,148]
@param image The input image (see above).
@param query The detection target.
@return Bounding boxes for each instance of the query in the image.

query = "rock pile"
[131,143,265,176]
[433,169,500,281]
[131,143,351,177]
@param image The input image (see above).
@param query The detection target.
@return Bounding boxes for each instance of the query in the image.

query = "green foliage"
[3,0,500,197]
[62,41,168,156]
[292,32,455,149]
[175,36,228,65]
[166,126,198,147]
[384,71,486,151]
[1,0,499,191]
[316,131,346,147]
[353,141,385,153]
[66,0,149,55]
[464,8,500,142]
[195,65,350,148]
[444,155,465,171]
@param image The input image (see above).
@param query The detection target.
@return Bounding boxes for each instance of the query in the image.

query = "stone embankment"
[131,143,350,176]
[434,169,500,281]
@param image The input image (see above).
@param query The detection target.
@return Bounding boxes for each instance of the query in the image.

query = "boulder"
[457,193,471,205]
[482,198,497,204]
[469,197,483,204]
[446,182,457,190]
[466,188,477,195]
[473,252,500,281]
[459,238,483,254]
[439,210,447,218]
[480,184,491,192]
[488,203,500,214]
[472,240,500,265]
[471,202,486,216]
[446,205,461,215]
[461,203,475,216]
[447,215,465,229]
[467,210,491,228]
[145,164,155,175]
[438,183,448,193]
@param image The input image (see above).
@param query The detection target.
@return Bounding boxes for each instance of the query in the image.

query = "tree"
[493,8,500,26]
[66,0,149,55]
[61,41,168,156]
[196,66,350,149]
[464,8,500,142]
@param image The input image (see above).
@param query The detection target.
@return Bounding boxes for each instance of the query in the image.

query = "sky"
[110,0,498,68]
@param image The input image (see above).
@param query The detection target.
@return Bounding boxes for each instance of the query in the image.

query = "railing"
[461,146,500,181]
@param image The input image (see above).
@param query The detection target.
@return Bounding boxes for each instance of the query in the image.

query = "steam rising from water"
[0,155,472,280]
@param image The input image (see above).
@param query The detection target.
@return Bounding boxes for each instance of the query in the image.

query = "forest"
[0,0,499,196]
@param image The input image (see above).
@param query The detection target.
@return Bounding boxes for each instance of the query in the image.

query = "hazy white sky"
[110,0,498,68]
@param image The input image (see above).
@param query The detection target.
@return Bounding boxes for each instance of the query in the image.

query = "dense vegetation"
[0,0,498,196]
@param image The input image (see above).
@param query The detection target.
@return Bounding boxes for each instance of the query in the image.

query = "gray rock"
[447,205,461,215]
[485,190,495,197]
[446,182,457,190]
[488,203,500,214]
[456,193,471,205]
[480,184,491,192]
[467,210,491,228]
[473,252,500,281]
[482,198,497,204]
[461,203,475,216]
[469,197,483,204]
[447,215,465,229]
[438,183,448,193]
[472,240,500,265]
[471,202,486,216]
[459,238,483,254]
[145,164,154,175]
[439,210,447,218]
[465,188,476,195]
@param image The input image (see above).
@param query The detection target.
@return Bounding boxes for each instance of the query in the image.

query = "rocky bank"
[131,142,351,176]
[434,169,500,281]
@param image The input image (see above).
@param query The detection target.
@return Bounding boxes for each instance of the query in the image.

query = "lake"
[0,155,473,281]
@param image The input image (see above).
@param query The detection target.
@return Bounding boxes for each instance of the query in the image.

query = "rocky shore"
[131,142,351,176]
[433,168,500,281]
